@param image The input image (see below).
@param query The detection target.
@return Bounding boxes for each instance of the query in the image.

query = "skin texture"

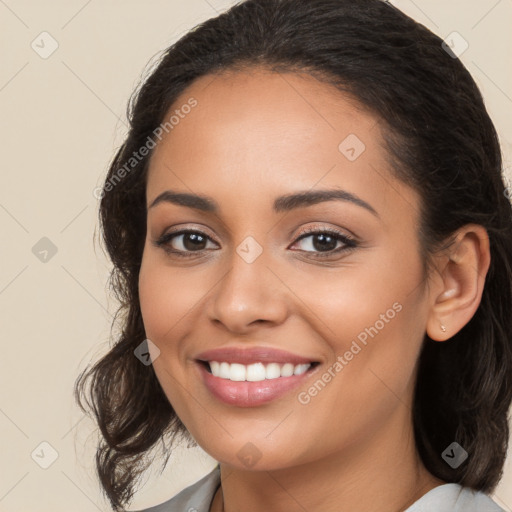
[138,68,490,512]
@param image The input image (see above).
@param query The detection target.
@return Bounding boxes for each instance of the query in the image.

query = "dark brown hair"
[75,0,512,510]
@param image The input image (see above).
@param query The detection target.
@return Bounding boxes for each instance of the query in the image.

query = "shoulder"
[405,483,506,512]
[131,465,221,512]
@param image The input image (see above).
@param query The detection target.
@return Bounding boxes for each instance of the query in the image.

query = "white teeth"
[294,364,310,375]
[208,361,312,381]
[210,361,220,375]
[230,363,246,381]
[246,362,266,381]
[280,363,294,377]
[219,362,231,379]
[265,363,281,379]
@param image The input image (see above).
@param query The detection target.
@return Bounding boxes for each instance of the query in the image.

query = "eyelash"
[153,226,358,260]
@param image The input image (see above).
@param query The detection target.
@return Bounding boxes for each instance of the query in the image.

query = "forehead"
[146,68,418,221]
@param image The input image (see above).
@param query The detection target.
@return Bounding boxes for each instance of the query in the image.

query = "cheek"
[304,280,418,400]
[296,250,426,408]
[138,263,172,340]
[290,296,424,461]
[138,253,201,341]
[295,248,422,351]
[138,256,195,410]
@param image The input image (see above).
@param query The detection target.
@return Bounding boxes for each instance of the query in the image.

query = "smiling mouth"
[198,360,321,382]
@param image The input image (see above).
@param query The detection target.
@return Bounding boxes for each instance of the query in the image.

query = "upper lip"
[195,346,319,365]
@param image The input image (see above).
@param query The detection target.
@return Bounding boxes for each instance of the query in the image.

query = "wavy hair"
[74,0,512,509]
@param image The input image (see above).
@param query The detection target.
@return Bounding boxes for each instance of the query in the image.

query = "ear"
[426,224,491,342]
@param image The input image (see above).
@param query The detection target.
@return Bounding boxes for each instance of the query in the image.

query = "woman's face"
[138,68,432,470]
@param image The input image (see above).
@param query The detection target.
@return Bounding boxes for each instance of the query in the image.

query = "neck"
[210,404,444,512]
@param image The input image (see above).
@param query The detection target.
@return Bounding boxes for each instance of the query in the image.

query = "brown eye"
[154,230,218,256]
[296,232,339,252]
[291,229,357,258]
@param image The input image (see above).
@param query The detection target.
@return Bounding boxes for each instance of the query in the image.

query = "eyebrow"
[148,188,379,217]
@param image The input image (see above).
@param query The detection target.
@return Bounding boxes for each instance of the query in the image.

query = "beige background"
[0,1,511,511]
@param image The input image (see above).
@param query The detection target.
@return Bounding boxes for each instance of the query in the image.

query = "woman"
[75,0,512,511]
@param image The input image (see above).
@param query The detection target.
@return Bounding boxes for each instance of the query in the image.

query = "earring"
[440,324,447,333]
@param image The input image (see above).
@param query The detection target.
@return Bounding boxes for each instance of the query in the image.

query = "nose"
[207,250,289,334]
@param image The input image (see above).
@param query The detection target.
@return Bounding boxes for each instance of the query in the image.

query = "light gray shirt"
[132,465,506,512]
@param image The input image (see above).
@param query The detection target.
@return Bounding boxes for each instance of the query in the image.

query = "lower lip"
[197,362,317,407]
